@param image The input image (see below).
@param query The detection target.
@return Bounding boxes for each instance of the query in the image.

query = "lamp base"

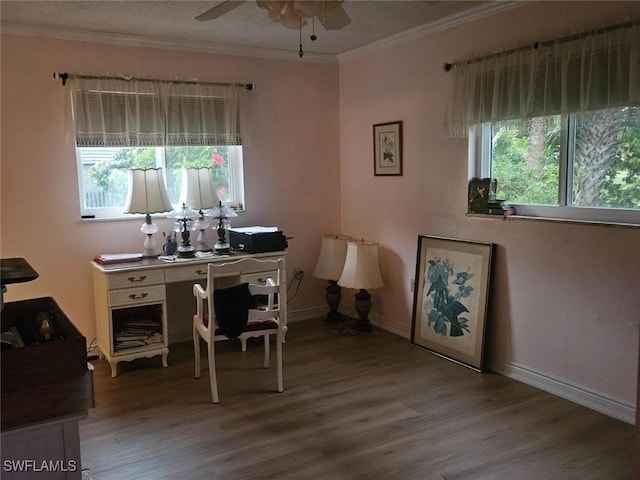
[354,289,372,333]
[142,234,159,258]
[194,229,211,252]
[214,241,231,255]
[177,245,196,258]
[324,280,343,322]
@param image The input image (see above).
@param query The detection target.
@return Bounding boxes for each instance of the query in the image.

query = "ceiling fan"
[196,1,352,31]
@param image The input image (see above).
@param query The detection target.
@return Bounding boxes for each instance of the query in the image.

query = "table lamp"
[208,201,238,255]
[124,168,174,258]
[171,203,198,258]
[312,234,350,321]
[180,167,220,252]
[338,239,384,333]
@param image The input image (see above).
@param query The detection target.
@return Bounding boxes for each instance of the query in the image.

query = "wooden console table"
[91,251,286,377]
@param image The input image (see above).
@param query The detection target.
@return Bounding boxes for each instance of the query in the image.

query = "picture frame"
[467,177,491,214]
[373,121,402,176]
[410,235,494,371]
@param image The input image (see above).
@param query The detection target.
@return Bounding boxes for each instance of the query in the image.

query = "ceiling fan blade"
[196,1,246,21]
[317,4,351,30]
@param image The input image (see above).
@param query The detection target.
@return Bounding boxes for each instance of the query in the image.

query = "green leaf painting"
[425,257,474,337]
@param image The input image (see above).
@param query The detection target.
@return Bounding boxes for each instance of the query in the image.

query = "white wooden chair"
[192,257,287,403]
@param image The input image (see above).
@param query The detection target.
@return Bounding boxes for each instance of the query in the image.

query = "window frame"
[469,114,640,226]
[76,145,245,220]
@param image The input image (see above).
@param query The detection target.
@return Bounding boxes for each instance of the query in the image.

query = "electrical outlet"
[410,278,415,293]
[293,268,304,278]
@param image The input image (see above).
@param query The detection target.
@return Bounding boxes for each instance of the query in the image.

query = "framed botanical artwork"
[410,235,494,371]
[373,121,402,176]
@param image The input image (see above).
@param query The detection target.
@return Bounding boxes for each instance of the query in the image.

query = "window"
[448,21,640,225]
[67,75,248,219]
[470,107,640,224]
[77,145,244,218]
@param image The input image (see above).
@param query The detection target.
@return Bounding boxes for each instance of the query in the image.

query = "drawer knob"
[127,275,147,283]
[128,292,149,300]
[195,269,207,275]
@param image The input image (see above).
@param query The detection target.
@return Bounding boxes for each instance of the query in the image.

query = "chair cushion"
[213,283,257,339]
[245,318,279,331]
[214,318,278,336]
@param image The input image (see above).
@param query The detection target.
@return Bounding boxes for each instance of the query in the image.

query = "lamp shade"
[313,234,350,280]
[124,168,173,214]
[179,167,220,210]
[338,240,384,290]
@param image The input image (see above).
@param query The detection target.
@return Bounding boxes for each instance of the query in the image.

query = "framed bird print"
[410,235,494,371]
[373,121,402,176]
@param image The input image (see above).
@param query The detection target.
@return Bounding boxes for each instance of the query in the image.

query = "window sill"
[80,208,246,223]
[466,213,639,229]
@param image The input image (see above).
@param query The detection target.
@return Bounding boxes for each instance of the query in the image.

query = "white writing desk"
[91,251,286,377]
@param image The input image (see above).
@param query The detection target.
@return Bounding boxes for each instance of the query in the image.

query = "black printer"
[229,226,288,253]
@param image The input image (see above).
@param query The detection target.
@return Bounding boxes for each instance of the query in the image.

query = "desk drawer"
[108,269,164,289]
[109,285,166,307]
[164,264,209,283]
[242,271,278,286]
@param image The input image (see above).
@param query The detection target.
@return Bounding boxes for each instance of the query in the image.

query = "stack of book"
[94,253,142,265]
[114,318,163,351]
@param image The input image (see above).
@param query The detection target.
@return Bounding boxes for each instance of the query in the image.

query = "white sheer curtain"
[446,22,640,137]
[67,76,246,146]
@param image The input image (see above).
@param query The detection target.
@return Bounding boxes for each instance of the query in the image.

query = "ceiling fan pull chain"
[311,17,317,42]
[299,15,304,58]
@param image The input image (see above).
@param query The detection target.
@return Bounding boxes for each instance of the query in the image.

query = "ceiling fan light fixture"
[293,1,342,19]
[198,0,351,58]
[281,2,306,29]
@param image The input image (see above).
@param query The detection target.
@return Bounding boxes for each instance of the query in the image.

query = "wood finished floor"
[79,319,634,480]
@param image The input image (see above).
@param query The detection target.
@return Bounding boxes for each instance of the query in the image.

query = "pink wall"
[338,1,640,408]
[1,0,639,415]
[1,35,339,338]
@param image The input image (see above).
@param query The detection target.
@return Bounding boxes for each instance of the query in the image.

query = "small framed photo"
[411,235,494,371]
[373,121,402,176]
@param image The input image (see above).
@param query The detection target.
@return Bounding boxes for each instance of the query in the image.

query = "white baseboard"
[369,313,636,425]
[487,358,635,424]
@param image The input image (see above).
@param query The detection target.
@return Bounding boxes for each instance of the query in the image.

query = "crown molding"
[0,23,338,64]
[1,2,523,65]
[337,1,525,64]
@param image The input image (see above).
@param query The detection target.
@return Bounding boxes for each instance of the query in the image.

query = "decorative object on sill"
[410,235,494,372]
[209,201,238,255]
[180,168,220,252]
[373,121,403,176]
[338,239,384,333]
[195,1,351,58]
[313,234,351,322]
[485,178,507,215]
[171,203,197,258]
[124,168,174,258]
[467,177,491,214]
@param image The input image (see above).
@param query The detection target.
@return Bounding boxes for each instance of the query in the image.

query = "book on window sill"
[94,253,143,265]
